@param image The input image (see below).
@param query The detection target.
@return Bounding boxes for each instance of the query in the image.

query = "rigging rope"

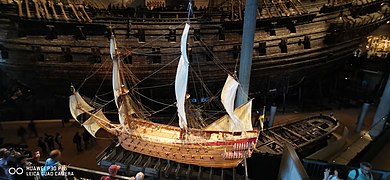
[132,56,180,87]
[78,57,110,90]
[124,21,187,55]
[134,90,176,107]
[136,82,174,90]
[93,63,111,102]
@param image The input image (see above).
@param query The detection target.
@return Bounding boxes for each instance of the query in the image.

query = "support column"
[370,76,390,137]
[269,105,277,127]
[355,102,370,133]
[235,0,257,107]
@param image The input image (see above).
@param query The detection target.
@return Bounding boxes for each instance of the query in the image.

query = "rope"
[136,82,174,90]
[78,57,110,90]
[197,37,235,77]
[134,90,175,107]
[124,21,187,55]
[132,56,180,87]
[93,63,111,101]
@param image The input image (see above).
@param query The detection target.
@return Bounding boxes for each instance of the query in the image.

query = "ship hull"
[111,118,259,168]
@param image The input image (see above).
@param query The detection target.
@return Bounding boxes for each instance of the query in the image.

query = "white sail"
[175,23,191,130]
[69,91,95,121]
[205,100,253,131]
[221,75,243,132]
[82,109,109,137]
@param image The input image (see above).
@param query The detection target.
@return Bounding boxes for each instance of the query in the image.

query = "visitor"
[30,150,40,165]
[73,132,82,152]
[135,172,144,180]
[101,164,121,180]
[27,120,38,137]
[44,133,55,150]
[348,162,373,180]
[17,126,27,143]
[40,149,65,180]
[323,168,340,180]
[37,137,47,155]
[82,129,91,149]
[55,132,63,149]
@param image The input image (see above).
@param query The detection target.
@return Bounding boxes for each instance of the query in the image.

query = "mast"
[235,0,257,108]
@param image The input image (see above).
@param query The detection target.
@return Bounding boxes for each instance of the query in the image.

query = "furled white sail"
[221,75,243,132]
[69,91,95,121]
[111,37,121,108]
[205,100,253,131]
[110,34,117,60]
[82,110,109,137]
[175,23,191,130]
[110,35,133,131]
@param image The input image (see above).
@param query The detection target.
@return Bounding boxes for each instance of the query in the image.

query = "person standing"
[73,132,82,152]
[347,162,373,180]
[40,150,65,180]
[37,137,47,155]
[100,164,121,180]
[17,126,27,143]
[55,132,63,150]
[27,120,38,137]
[82,130,91,149]
[44,133,55,150]
[30,150,41,165]
[135,172,144,180]
[323,168,340,180]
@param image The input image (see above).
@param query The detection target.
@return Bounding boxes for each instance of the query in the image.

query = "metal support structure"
[209,167,213,180]
[269,105,277,127]
[244,158,249,180]
[175,163,181,179]
[370,75,390,137]
[233,168,236,180]
[355,102,370,133]
[235,0,258,107]
[282,87,286,114]
[163,162,171,177]
[197,167,202,180]
[185,165,191,179]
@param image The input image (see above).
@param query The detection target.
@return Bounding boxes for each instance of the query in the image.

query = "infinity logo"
[8,167,23,175]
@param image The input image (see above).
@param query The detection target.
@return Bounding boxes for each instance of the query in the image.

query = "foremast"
[110,33,133,133]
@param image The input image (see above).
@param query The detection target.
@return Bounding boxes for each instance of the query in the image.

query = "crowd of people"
[72,129,93,152]
[0,145,41,179]
[0,145,146,180]
[323,162,373,180]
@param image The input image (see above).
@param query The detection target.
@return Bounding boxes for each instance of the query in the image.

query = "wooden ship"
[69,19,259,169]
[256,115,339,156]
[0,0,389,107]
